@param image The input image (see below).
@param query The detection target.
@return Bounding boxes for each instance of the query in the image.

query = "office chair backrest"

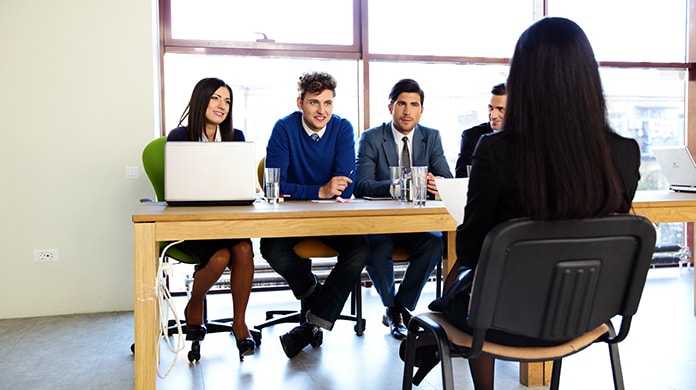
[142,136,167,202]
[467,215,655,343]
[141,136,198,265]
[257,157,266,189]
[256,156,340,257]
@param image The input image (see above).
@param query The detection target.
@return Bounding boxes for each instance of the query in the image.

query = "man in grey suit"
[355,79,452,339]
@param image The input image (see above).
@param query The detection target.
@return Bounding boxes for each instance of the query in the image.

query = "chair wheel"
[130,343,135,354]
[250,329,262,346]
[188,341,201,362]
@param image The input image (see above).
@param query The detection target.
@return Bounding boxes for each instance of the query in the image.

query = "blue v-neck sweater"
[265,111,356,200]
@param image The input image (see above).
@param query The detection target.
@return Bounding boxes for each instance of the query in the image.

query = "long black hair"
[177,77,235,141]
[505,17,623,220]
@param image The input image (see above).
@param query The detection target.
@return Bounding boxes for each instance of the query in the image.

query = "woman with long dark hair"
[419,18,641,389]
[167,77,256,360]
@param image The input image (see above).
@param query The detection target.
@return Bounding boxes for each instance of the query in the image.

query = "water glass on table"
[264,167,280,204]
[400,168,412,202]
[411,166,428,207]
[389,166,402,200]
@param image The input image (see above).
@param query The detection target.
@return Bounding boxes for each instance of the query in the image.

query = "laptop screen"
[652,146,696,192]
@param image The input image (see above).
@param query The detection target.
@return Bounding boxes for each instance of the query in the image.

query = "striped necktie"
[311,133,320,141]
[401,136,411,171]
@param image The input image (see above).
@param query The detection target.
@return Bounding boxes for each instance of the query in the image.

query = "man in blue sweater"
[355,78,452,340]
[260,71,368,358]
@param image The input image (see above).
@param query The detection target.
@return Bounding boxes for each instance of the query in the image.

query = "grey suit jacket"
[355,122,453,198]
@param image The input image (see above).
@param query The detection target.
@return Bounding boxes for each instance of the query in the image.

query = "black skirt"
[173,239,253,268]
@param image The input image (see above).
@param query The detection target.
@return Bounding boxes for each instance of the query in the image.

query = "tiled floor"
[0,267,694,390]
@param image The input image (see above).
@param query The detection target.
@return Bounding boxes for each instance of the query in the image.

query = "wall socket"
[34,249,59,262]
[126,166,139,179]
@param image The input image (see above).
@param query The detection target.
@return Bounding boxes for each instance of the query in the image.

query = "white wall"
[0,0,159,318]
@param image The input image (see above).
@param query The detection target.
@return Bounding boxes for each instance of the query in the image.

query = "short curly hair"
[297,71,337,100]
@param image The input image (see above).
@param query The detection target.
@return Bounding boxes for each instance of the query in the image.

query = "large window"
[548,0,688,62]
[367,0,535,57]
[368,62,510,170]
[163,54,360,161]
[160,0,693,247]
[169,0,356,46]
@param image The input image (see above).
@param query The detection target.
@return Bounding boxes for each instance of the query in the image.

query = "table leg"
[692,225,696,316]
[134,223,158,390]
[443,230,457,279]
[520,361,553,387]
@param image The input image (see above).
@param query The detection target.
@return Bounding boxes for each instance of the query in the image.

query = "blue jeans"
[365,232,442,311]
[260,235,368,330]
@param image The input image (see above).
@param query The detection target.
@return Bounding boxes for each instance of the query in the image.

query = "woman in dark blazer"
[166,77,256,360]
[421,17,641,390]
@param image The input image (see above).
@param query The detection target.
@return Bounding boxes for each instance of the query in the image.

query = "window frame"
[157,0,696,271]
[161,0,362,57]
[159,0,695,136]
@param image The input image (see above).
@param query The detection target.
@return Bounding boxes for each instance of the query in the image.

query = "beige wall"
[0,0,159,318]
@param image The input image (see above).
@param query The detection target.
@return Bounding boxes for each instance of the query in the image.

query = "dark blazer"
[454,122,492,178]
[167,126,246,142]
[457,130,641,269]
[355,122,453,198]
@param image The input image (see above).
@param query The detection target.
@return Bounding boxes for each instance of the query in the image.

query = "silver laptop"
[652,146,696,193]
[165,142,257,206]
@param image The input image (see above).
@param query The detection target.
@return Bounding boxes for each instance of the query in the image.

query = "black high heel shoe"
[399,339,440,386]
[232,328,256,361]
[399,339,439,367]
[184,302,207,341]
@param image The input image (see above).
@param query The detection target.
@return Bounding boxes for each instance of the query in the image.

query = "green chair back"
[142,136,167,202]
[141,136,198,265]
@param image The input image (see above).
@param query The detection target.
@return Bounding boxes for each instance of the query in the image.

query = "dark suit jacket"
[454,122,492,178]
[457,130,641,269]
[355,122,453,198]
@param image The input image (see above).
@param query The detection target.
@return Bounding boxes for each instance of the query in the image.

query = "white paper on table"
[435,178,469,225]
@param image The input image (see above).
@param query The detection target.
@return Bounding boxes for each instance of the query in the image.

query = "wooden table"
[133,191,696,389]
[633,190,696,315]
[132,200,458,389]
[521,190,696,387]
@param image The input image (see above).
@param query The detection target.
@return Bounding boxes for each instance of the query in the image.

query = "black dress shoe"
[382,307,408,340]
[279,323,323,358]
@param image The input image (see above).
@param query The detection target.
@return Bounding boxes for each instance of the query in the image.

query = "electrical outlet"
[34,249,59,262]
[126,166,139,179]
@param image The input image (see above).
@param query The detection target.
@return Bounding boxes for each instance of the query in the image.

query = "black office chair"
[136,137,261,362]
[402,214,656,390]
[254,239,367,335]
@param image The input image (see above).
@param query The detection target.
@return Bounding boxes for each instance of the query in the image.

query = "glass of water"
[264,167,280,203]
[411,166,428,207]
[389,166,402,200]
